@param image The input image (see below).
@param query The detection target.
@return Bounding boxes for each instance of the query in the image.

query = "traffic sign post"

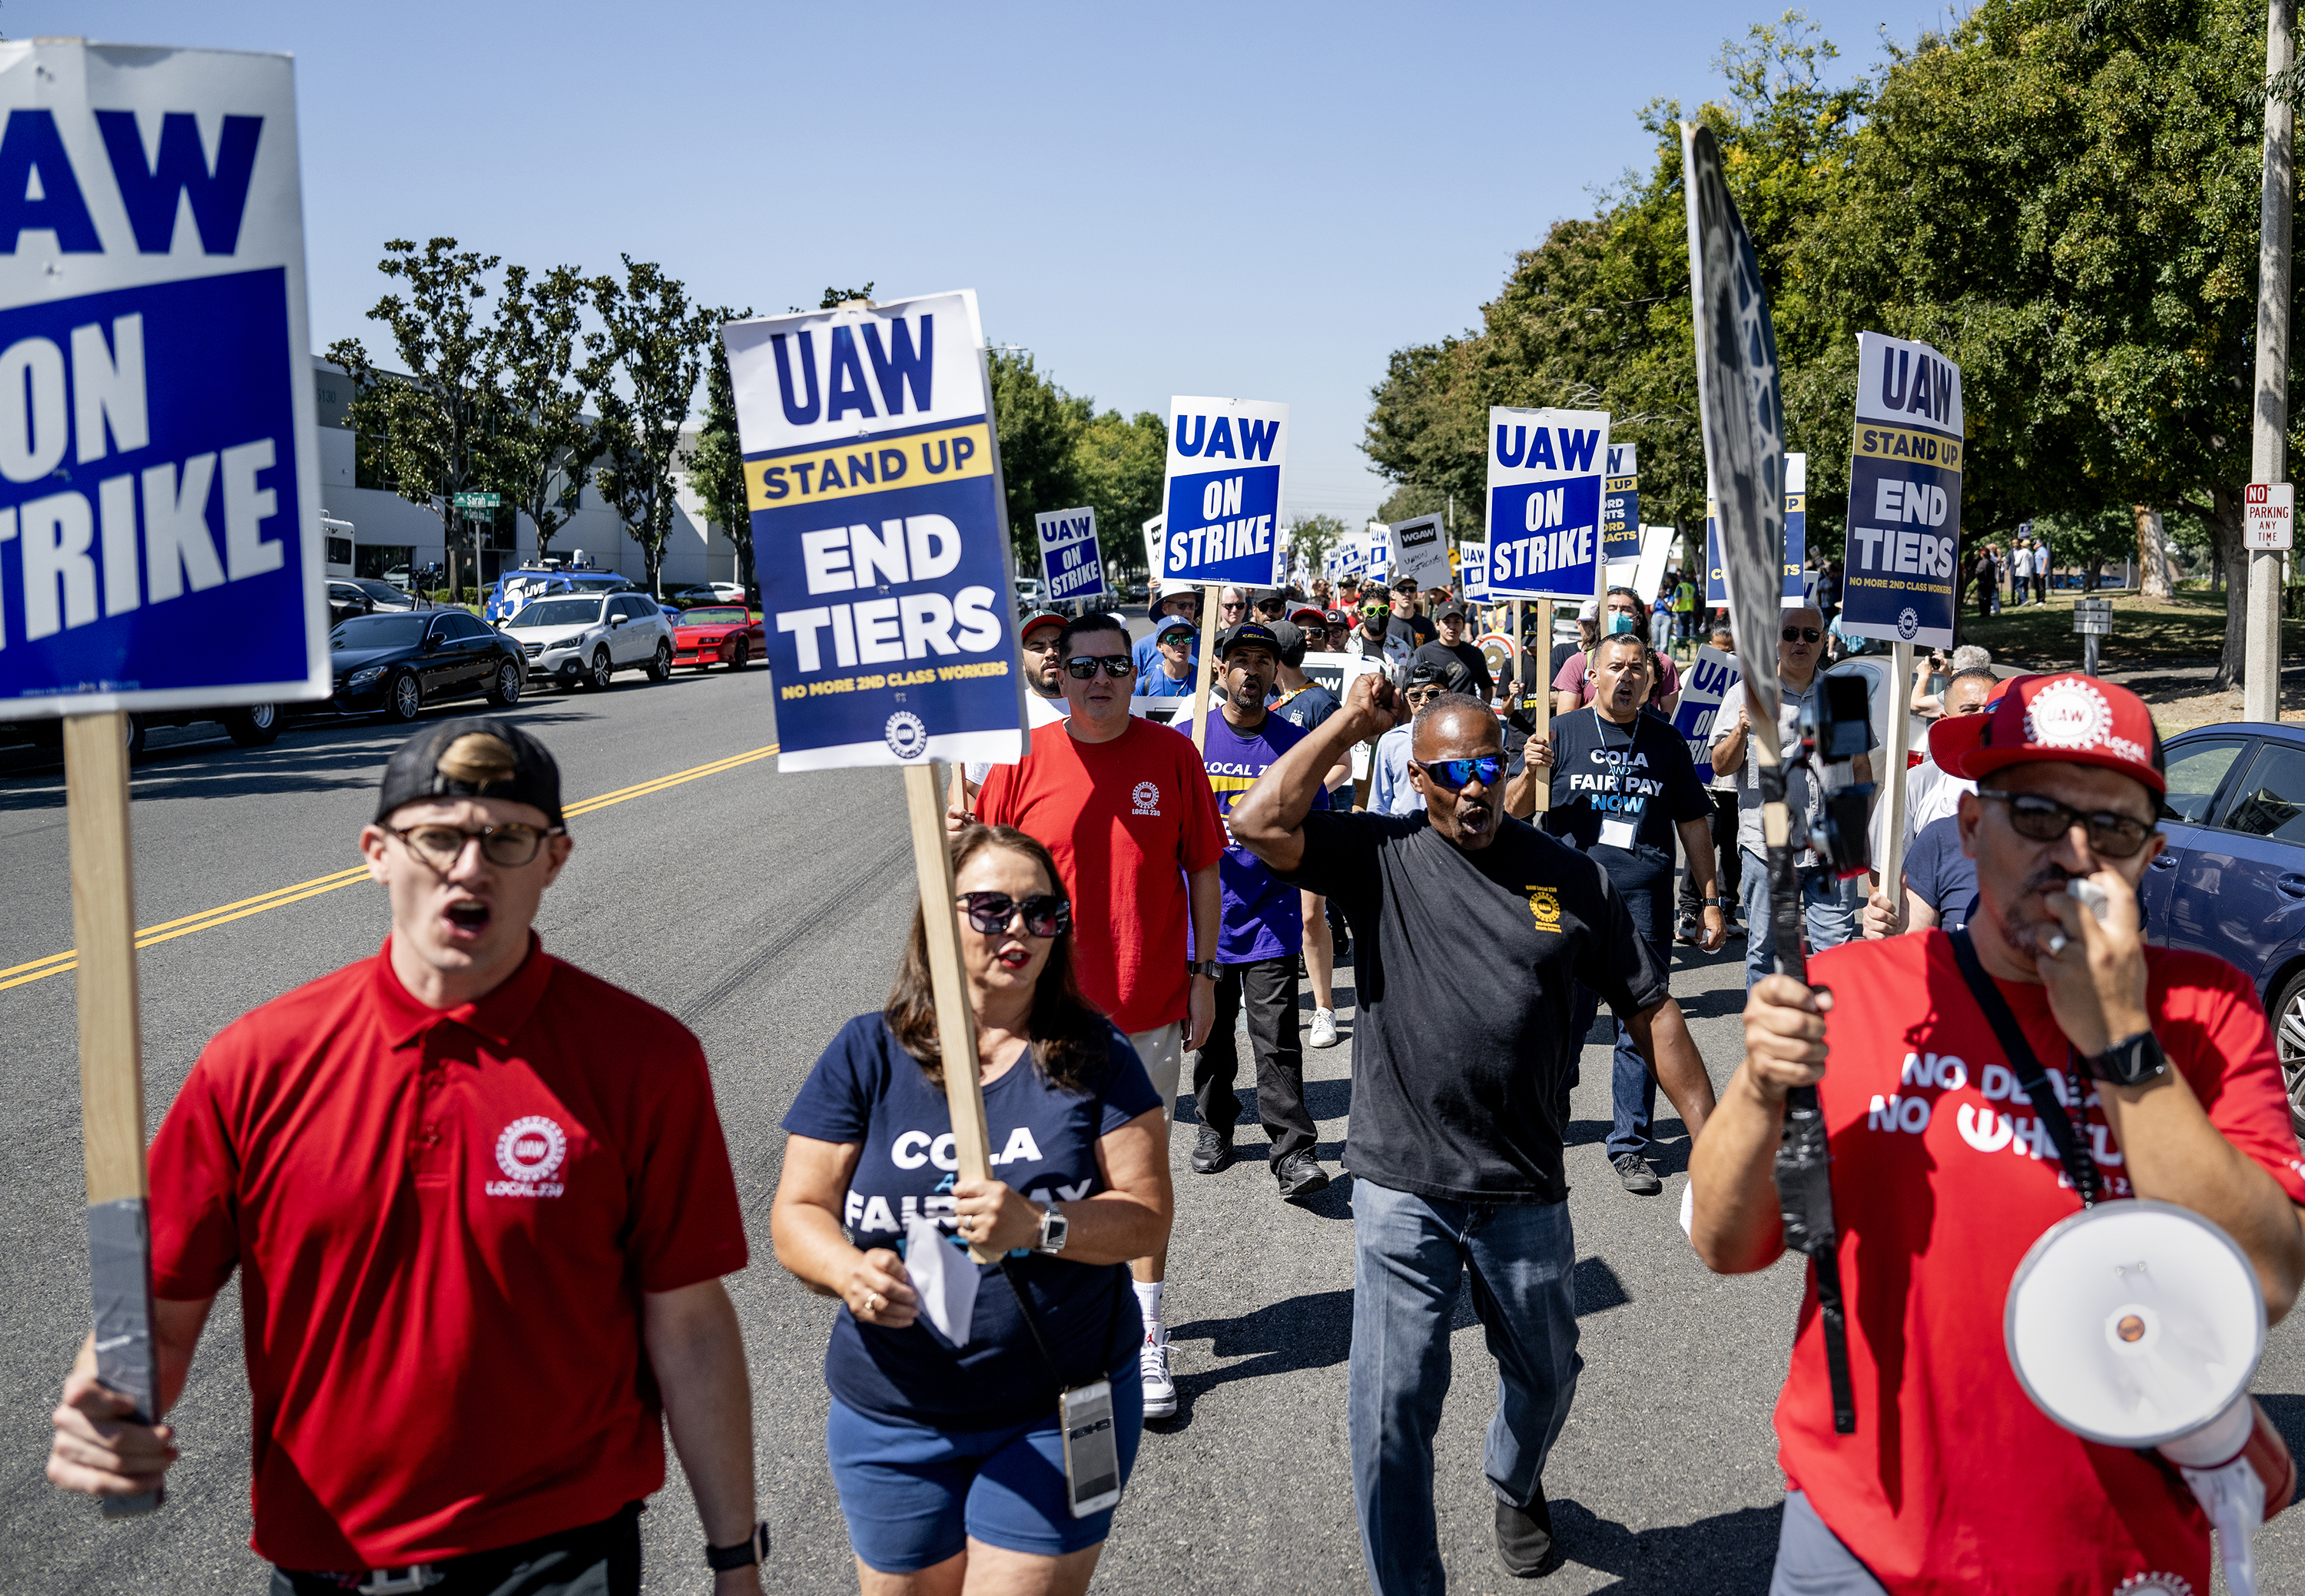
[2074,596,2114,676]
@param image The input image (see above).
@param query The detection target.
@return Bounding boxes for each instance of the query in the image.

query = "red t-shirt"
[149,937,749,1570]
[976,716,1225,1033]
[1776,934,2305,1595]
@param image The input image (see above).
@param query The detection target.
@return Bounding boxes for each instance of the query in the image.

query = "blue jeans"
[1567,881,1668,1162]
[1740,848,1861,990]
[1349,1180,1581,1596]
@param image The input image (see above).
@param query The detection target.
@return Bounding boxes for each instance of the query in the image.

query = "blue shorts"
[826,1372,1144,1573]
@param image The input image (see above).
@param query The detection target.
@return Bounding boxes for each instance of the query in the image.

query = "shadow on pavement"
[2257,1392,2305,1458]
[1547,1498,1781,1593]
[1164,1287,1355,1423]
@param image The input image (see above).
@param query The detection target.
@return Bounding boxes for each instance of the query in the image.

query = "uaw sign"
[1840,333,1962,648]
[1672,645,1741,783]
[0,41,328,717]
[1036,506,1106,601]
[724,290,1026,771]
[1459,539,1489,601]
[1485,406,1609,600]
[1704,458,1806,609]
[1160,396,1288,588]
[1601,443,1640,562]
[1389,511,1449,592]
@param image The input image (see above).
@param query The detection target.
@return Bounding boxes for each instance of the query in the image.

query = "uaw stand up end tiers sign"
[1841,332,1963,650]
[0,40,330,1519]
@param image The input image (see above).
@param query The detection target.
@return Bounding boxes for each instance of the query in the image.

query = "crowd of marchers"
[45,576,2305,1596]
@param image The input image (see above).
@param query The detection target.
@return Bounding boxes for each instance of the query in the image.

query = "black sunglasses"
[1781,626,1822,643]
[1065,654,1134,679]
[1413,755,1504,790]
[957,890,1073,937]
[1975,790,2154,859]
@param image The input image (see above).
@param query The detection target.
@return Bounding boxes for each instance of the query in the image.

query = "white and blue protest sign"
[1460,539,1488,601]
[1140,513,1165,588]
[724,290,1025,771]
[1705,456,1809,610]
[1671,644,1742,783]
[1601,442,1640,562]
[1389,512,1450,592]
[0,41,327,718]
[1160,396,1287,588]
[1839,333,1961,648]
[1035,505,1105,602]
[1363,519,1389,579]
[1484,406,1609,600]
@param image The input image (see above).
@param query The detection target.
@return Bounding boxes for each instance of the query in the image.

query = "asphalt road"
[3,654,2303,1594]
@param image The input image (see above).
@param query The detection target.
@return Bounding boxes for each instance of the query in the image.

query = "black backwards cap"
[375,717,565,829]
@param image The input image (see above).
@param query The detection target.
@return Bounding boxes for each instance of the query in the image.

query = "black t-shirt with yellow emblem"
[1282,810,1668,1203]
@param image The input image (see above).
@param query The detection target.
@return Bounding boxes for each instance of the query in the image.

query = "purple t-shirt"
[1182,708,1327,963]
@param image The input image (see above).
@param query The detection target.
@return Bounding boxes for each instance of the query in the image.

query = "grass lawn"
[1955,587,2251,671]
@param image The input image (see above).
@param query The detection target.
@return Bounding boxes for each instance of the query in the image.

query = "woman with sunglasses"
[772,825,1173,1595]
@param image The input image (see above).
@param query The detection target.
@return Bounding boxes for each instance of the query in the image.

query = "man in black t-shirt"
[1530,632,1726,1196]
[1405,602,1492,706]
[1391,575,1438,646]
[1231,675,1717,1591]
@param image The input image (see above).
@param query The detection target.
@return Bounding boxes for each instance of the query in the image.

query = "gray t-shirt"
[1711,672,1878,864]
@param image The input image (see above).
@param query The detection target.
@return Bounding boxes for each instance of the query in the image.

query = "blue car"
[482,567,638,626]
[2144,722,2305,1132]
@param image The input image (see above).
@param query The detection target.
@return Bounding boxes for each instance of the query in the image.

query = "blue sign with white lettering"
[1485,406,1610,601]
[0,44,327,716]
[1036,506,1106,601]
[1705,459,1808,612]
[724,290,1027,772]
[1840,334,1962,649]
[1161,397,1288,588]
[1602,443,1640,562]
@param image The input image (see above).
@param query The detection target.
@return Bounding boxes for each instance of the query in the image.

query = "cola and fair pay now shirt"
[1178,706,1328,963]
[1542,706,1712,895]
[148,937,749,1570]
[1281,811,1667,1202]
[977,716,1226,1034]
[1776,934,2305,1596]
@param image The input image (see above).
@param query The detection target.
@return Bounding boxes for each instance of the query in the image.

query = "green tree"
[685,309,755,591]
[589,256,719,596]
[1070,408,1169,585]
[1375,483,1450,523]
[1288,513,1349,580]
[490,263,603,567]
[986,349,1091,571]
[325,237,505,592]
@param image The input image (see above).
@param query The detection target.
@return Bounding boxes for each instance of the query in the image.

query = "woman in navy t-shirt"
[772,824,1171,1589]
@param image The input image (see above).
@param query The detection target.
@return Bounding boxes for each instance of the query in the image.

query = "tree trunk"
[2087,554,2104,593]
[2208,485,2252,689]
[2134,506,2174,599]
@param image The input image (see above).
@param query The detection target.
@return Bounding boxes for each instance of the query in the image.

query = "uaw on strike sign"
[1485,406,1609,600]
[1160,396,1288,588]
[1840,333,1962,649]
[724,291,1027,771]
[0,41,327,716]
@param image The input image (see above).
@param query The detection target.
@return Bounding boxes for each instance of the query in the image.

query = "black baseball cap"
[1322,608,1348,626]
[1218,621,1283,659]
[376,718,565,829]
[1405,657,1470,692]
[1438,602,1468,621]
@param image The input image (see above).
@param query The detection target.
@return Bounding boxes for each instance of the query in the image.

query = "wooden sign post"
[1528,599,1554,811]
[65,712,163,1515]
[1876,642,1916,920]
[902,762,998,1263]
[1189,582,1222,754]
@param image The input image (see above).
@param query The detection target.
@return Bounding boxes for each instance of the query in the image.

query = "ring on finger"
[2045,932,2070,957]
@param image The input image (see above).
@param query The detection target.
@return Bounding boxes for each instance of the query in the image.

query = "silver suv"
[502,592,675,690]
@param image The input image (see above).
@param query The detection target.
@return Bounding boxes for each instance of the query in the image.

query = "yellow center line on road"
[0,741,780,994]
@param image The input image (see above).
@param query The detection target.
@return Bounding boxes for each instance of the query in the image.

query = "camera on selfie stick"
[1794,675,1876,881]
[2006,1202,2296,1596]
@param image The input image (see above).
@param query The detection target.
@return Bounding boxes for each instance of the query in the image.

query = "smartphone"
[1058,1379,1123,1517]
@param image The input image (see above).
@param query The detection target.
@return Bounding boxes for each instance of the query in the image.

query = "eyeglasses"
[1781,627,1822,643]
[1220,601,1247,613]
[1413,755,1504,790]
[1975,790,2154,858]
[1066,654,1134,679]
[386,821,558,871]
[957,890,1073,937]
[1361,603,1390,618]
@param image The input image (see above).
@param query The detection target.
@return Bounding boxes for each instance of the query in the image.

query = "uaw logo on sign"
[0,41,330,719]
[1485,406,1609,602]
[1161,396,1288,589]
[487,1114,569,1199]
[724,290,1028,772]
[1036,505,1106,601]
[1839,332,1963,649]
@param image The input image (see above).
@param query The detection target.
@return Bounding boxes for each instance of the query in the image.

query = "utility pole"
[2247,0,2295,724]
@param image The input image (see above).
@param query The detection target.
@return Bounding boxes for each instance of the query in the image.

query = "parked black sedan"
[330,610,526,721]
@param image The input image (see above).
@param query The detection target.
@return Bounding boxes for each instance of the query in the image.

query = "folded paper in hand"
[905,1214,979,1347]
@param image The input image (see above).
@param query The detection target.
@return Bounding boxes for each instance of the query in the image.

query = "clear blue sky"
[22,2,1947,524]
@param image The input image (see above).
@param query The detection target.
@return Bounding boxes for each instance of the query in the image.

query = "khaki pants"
[1126,1022,1183,1123]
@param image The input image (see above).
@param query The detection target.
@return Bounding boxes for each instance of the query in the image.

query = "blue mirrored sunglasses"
[1414,755,1504,790]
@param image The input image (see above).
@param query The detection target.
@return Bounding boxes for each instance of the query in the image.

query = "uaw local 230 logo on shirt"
[1132,780,1162,816]
[487,1114,569,1199]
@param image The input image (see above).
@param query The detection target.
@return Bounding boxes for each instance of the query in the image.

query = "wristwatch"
[705,1521,770,1573]
[1186,959,1220,979]
[2085,1030,2170,1090]
[1034,1201,1070,1256]
[1701,896,1728,906]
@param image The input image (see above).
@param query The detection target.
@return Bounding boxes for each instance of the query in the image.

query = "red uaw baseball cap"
[1929,672,2168,797]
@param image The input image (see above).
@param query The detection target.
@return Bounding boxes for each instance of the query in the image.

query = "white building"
[312,357,742,592]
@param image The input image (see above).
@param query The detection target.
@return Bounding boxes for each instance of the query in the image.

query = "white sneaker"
[1308,1007,1338,1048]
[1139,1324,1177,1419]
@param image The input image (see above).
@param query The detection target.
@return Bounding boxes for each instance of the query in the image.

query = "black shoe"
[1673,917,1700,945]
[1274,1150,1330,1199]
[1191,1124,1232,1174]
[1495,1486,1558,1578]
[1614,1152,1663,1196]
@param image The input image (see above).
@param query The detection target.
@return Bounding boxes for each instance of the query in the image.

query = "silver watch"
[1034,1202,1069,1256]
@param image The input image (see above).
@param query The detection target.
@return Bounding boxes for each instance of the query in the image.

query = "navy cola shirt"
[781,1016,1159,1426]
[1282,812,1667,1203]
[1542,706,1713,894]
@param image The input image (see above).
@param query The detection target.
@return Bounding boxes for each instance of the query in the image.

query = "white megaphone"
[2005,1200,2295,1596]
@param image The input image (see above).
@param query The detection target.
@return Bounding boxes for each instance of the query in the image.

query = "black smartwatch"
[2085,1031,2169,1090]
[1186,959,1220,979]
[706,1521,770,1573]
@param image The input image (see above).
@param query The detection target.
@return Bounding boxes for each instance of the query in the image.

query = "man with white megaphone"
[1690,672,2305,1595]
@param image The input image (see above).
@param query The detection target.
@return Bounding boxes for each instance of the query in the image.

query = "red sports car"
[671,605,765,671]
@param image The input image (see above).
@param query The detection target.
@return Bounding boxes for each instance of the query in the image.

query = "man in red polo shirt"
[964,611,1223,1422]
[47,719,764,1595]
[1690,675,2305,1594]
